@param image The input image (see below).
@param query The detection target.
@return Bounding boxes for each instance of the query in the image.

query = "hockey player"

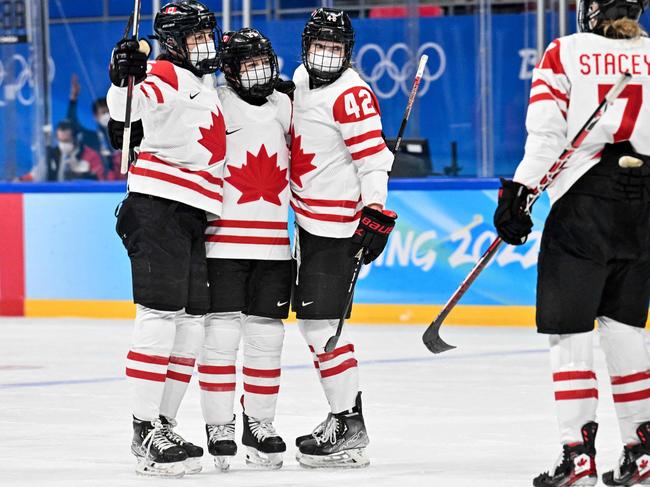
[493,1,650,485]
[196,28,292,471]
[290,8,397,468]
[107,0,224,477]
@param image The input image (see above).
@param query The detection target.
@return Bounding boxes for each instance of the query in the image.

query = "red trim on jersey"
[244,383,280,394]
[611,371,650,385]
[199,381,236,392]
[129,165,223,202]
[148,61,179,91]
[0,194,24,316]
[198,364,236,375]
[292,191,361,209]
[126,368,167,382]
[529,93,567,119]
[208,219,287,230]
[538,39,565,75]
[531,79,569,103]
[320,358,358,378]
[344,130,383,146]
[166,370,192,383]
[317,344,355,363]
[613,389,650,403]
[143,81,164,103]
[290,201,362,223]
[350,142,388,161]
[243,367,281,378]
[205,235,290,245]
[127,351,169,366]
[139,85,151,99]
[553,371,596,382]
[169,356,196,367]
[138,152,223,186]
[554,389,599,400]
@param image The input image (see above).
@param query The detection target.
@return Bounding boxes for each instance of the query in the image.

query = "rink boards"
[0,180,551,325]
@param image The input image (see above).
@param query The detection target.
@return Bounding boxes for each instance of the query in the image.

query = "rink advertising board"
[0,180,556,326]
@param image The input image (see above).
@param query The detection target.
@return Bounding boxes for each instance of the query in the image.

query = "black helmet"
[154,1,220,76]
[220,28,279,100]
[301,8,354,84]
[577,0,647,33]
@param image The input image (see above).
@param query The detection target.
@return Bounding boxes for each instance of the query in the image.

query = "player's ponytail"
[601,18,648,38]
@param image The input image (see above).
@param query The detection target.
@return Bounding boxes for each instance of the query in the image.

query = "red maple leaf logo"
[198,109,226,165]
[577,458,587,467]
[290,130,316,188]
[640,459,648,469]
[225,145,288,206]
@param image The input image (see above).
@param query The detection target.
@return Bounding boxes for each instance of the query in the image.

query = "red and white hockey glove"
[350,206,398,264]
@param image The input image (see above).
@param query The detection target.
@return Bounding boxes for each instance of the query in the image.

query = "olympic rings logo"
[355,42,445,99]
[0,54,55,107]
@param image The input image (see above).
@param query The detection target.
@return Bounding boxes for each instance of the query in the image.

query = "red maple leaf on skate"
[225,145,288,206]
[198,109,226,165]
[641,459,649,470]
[290,130,316,188]
[577,458,587,467]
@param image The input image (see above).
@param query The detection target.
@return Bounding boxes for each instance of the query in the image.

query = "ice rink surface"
[1,318,640,486]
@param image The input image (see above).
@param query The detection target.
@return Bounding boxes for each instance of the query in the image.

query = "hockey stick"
[323,54,429,353]
[422,72,633,355]
[120,0,143,175]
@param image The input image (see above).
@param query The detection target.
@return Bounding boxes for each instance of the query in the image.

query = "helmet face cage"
[577,0,646,32]
[301,8,354,84]
[220,28,279,99]
[154,1,221,75]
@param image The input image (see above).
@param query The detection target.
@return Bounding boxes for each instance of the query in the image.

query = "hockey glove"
[350,206,398,264]
[493,178,533,245]
[275,79,296,99]
[109,38,150,87]
[108,118,144,150]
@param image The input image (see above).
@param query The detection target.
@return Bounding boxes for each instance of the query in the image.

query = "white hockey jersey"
[291,65,394,238]
[514,33,650,204]
[205,86,292,260]
[107,60,226,215]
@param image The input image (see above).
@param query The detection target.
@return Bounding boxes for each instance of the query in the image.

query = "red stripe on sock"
[169,356,196,367]
[127,351,169,366]
[613,389,650,403]
[126,367,167,382]
[166,370,192,383]
[199,381,236,392]
[320,358,358,378]
[242,367,281,378]
[197,365,236,375]
[317,344,355,363]
[552,371,596,382]
[554,389,599,400]
[244,383,280,395]
[308,345,315,353]
[313,361,320,369]
[611,371,650,385]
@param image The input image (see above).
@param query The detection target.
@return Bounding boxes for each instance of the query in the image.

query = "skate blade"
[135,458,185,478]
[183,457,202,474]
[213,455,232,472]
[296,448,370,469]
[245,447,284,469]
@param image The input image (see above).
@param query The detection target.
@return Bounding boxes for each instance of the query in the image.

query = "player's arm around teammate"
[194,28,292,472]
[290,8,397,469]
[106,1,225,478]
[493,2,650,485]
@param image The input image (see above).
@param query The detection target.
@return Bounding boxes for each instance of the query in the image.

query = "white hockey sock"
[298,319,359,413]
[599,316,650,445]
[199,312,241,425]
[126,304,177,422]
[241,315,284,421]
[159,311,205,420]
[549,332,598,444]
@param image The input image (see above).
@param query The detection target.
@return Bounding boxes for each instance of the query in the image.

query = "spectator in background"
[46,119,104,181]
[67,74,115,173]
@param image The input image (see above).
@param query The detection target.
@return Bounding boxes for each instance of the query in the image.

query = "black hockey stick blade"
[422,317,456,354]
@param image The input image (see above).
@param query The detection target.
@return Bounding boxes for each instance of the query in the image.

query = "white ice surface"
[0,318,639,486]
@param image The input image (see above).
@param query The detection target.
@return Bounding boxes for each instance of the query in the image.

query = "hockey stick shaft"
[422,72,632,354]
[120,0,143,175]
[324,55,428,353]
